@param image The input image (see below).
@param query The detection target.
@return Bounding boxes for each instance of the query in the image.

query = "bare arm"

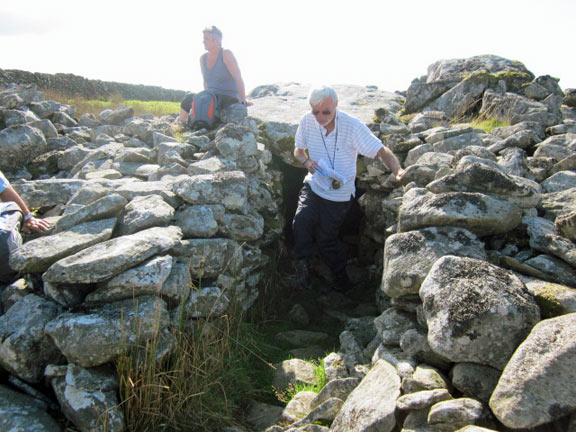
[377,147,405,181]
[222,49,252,105]
[294,147,317,174]
[0,186,51,233]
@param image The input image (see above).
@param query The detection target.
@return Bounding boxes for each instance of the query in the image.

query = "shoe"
[291,259,312,291]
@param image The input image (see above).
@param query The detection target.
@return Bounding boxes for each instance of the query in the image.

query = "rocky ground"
[1,54,576,431]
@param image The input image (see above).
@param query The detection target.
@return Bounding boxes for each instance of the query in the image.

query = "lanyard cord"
[319,118,338,170]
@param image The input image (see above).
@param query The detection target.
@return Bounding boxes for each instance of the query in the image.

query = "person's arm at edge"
[0,186,51,233]
[376,146,405,182]
[222,49,252,105]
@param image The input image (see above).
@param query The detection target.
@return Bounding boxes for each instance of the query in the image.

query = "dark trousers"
[292,183,351,278]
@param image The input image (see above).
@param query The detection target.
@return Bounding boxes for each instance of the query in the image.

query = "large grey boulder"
[43,225,182,284]
[420,256,541,370]
[9,218,116,273]
[53,194,127,232]
[273,359,319,392]
[85,255,174,304]
[214,123,258,161]
[11,178,85,209]
[50,363,125,432]
[330,359,401,432]
[480,90,562,126]
[45,296,169,367]
[490,313,576,429]
[0,384,62,432]
[0,124,48,172]
[115,194,175,236]
[427,398,487,431]
[172,238,243,278]
[175,205,219,238]
[173,171,248,212]
[0,294,63,383]
[524,216,576,268]
[405,55,533,114]
[427,162,542,209]
[398,188,523,236]
[381,226,486,298]
[540,187,576,220]
[451,363,501,404]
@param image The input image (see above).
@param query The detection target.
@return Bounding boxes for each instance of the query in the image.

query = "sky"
[1,0,574,96]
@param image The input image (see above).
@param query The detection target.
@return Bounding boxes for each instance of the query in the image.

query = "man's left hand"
[22,216,51,233]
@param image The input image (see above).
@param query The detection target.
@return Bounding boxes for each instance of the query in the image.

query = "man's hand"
[22,216,51,233]
[395,168,406,182]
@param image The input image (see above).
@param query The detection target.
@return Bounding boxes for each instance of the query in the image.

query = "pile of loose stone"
[1,54,576,432]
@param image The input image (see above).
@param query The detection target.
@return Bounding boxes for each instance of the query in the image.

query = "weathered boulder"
[43,225,182,284]
[427,162,542,209]
[45,296,169,367]
[0,294,63,383]
[490,313,576,429]
[398,188,523,236]
[330,359,401,432]
[174,205,219,238]
[0,124,47,172]
[171,238,243,278]
[173,170,248,212]
[9,218,116,273]
[451,363,501,404]
[420,255,541,369]
[273,359,319,391]
[49,363,125,432]
[0,384,62,432]
[381,226,486,298]
[427,398,487,431]
[214,123,258,161]
[524,216,576,268]
[53,193,127,232]
[85,255,173,304]
[115,194,174,236]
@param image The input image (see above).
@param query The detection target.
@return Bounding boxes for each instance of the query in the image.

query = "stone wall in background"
[0,68,187,102]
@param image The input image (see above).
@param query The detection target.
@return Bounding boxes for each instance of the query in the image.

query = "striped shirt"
[295,110,384,202]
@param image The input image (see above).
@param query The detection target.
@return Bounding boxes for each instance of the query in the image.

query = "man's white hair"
[308,86,338,106]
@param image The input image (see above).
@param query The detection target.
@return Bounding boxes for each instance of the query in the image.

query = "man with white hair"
[291,86,405,292]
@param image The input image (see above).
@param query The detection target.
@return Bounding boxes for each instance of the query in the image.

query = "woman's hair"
[308,86,338,105]
[203,26,223,40]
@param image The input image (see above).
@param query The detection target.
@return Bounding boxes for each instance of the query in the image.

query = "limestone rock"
[50,363,125,432]
[331,359,401,432]
[45,296,169,367]
[420,255,540,369]
[381,226,486,298]
[490,313,576,429]
[398,188,523,236]
[43,225,182,284]
[9,218,116,273]
[0,384,62,431]
[0,294,63,383]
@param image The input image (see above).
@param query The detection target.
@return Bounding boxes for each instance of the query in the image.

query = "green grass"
[44,89,179,117]
[470,116,510,133]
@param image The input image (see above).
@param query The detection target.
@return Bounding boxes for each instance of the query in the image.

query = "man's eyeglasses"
[312,110,331,116]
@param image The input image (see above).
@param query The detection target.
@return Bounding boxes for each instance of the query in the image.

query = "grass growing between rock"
[470,116,510,133]
[114,300,277,432]
[43,89,179,117]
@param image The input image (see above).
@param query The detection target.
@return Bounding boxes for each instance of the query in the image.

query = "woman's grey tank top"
[201,49,240,100]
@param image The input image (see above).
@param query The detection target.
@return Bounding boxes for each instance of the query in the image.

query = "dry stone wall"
[0,68,186,102]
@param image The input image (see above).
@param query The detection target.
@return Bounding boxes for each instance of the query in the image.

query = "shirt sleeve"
[0,171,9,194]
[351,119,384,158]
